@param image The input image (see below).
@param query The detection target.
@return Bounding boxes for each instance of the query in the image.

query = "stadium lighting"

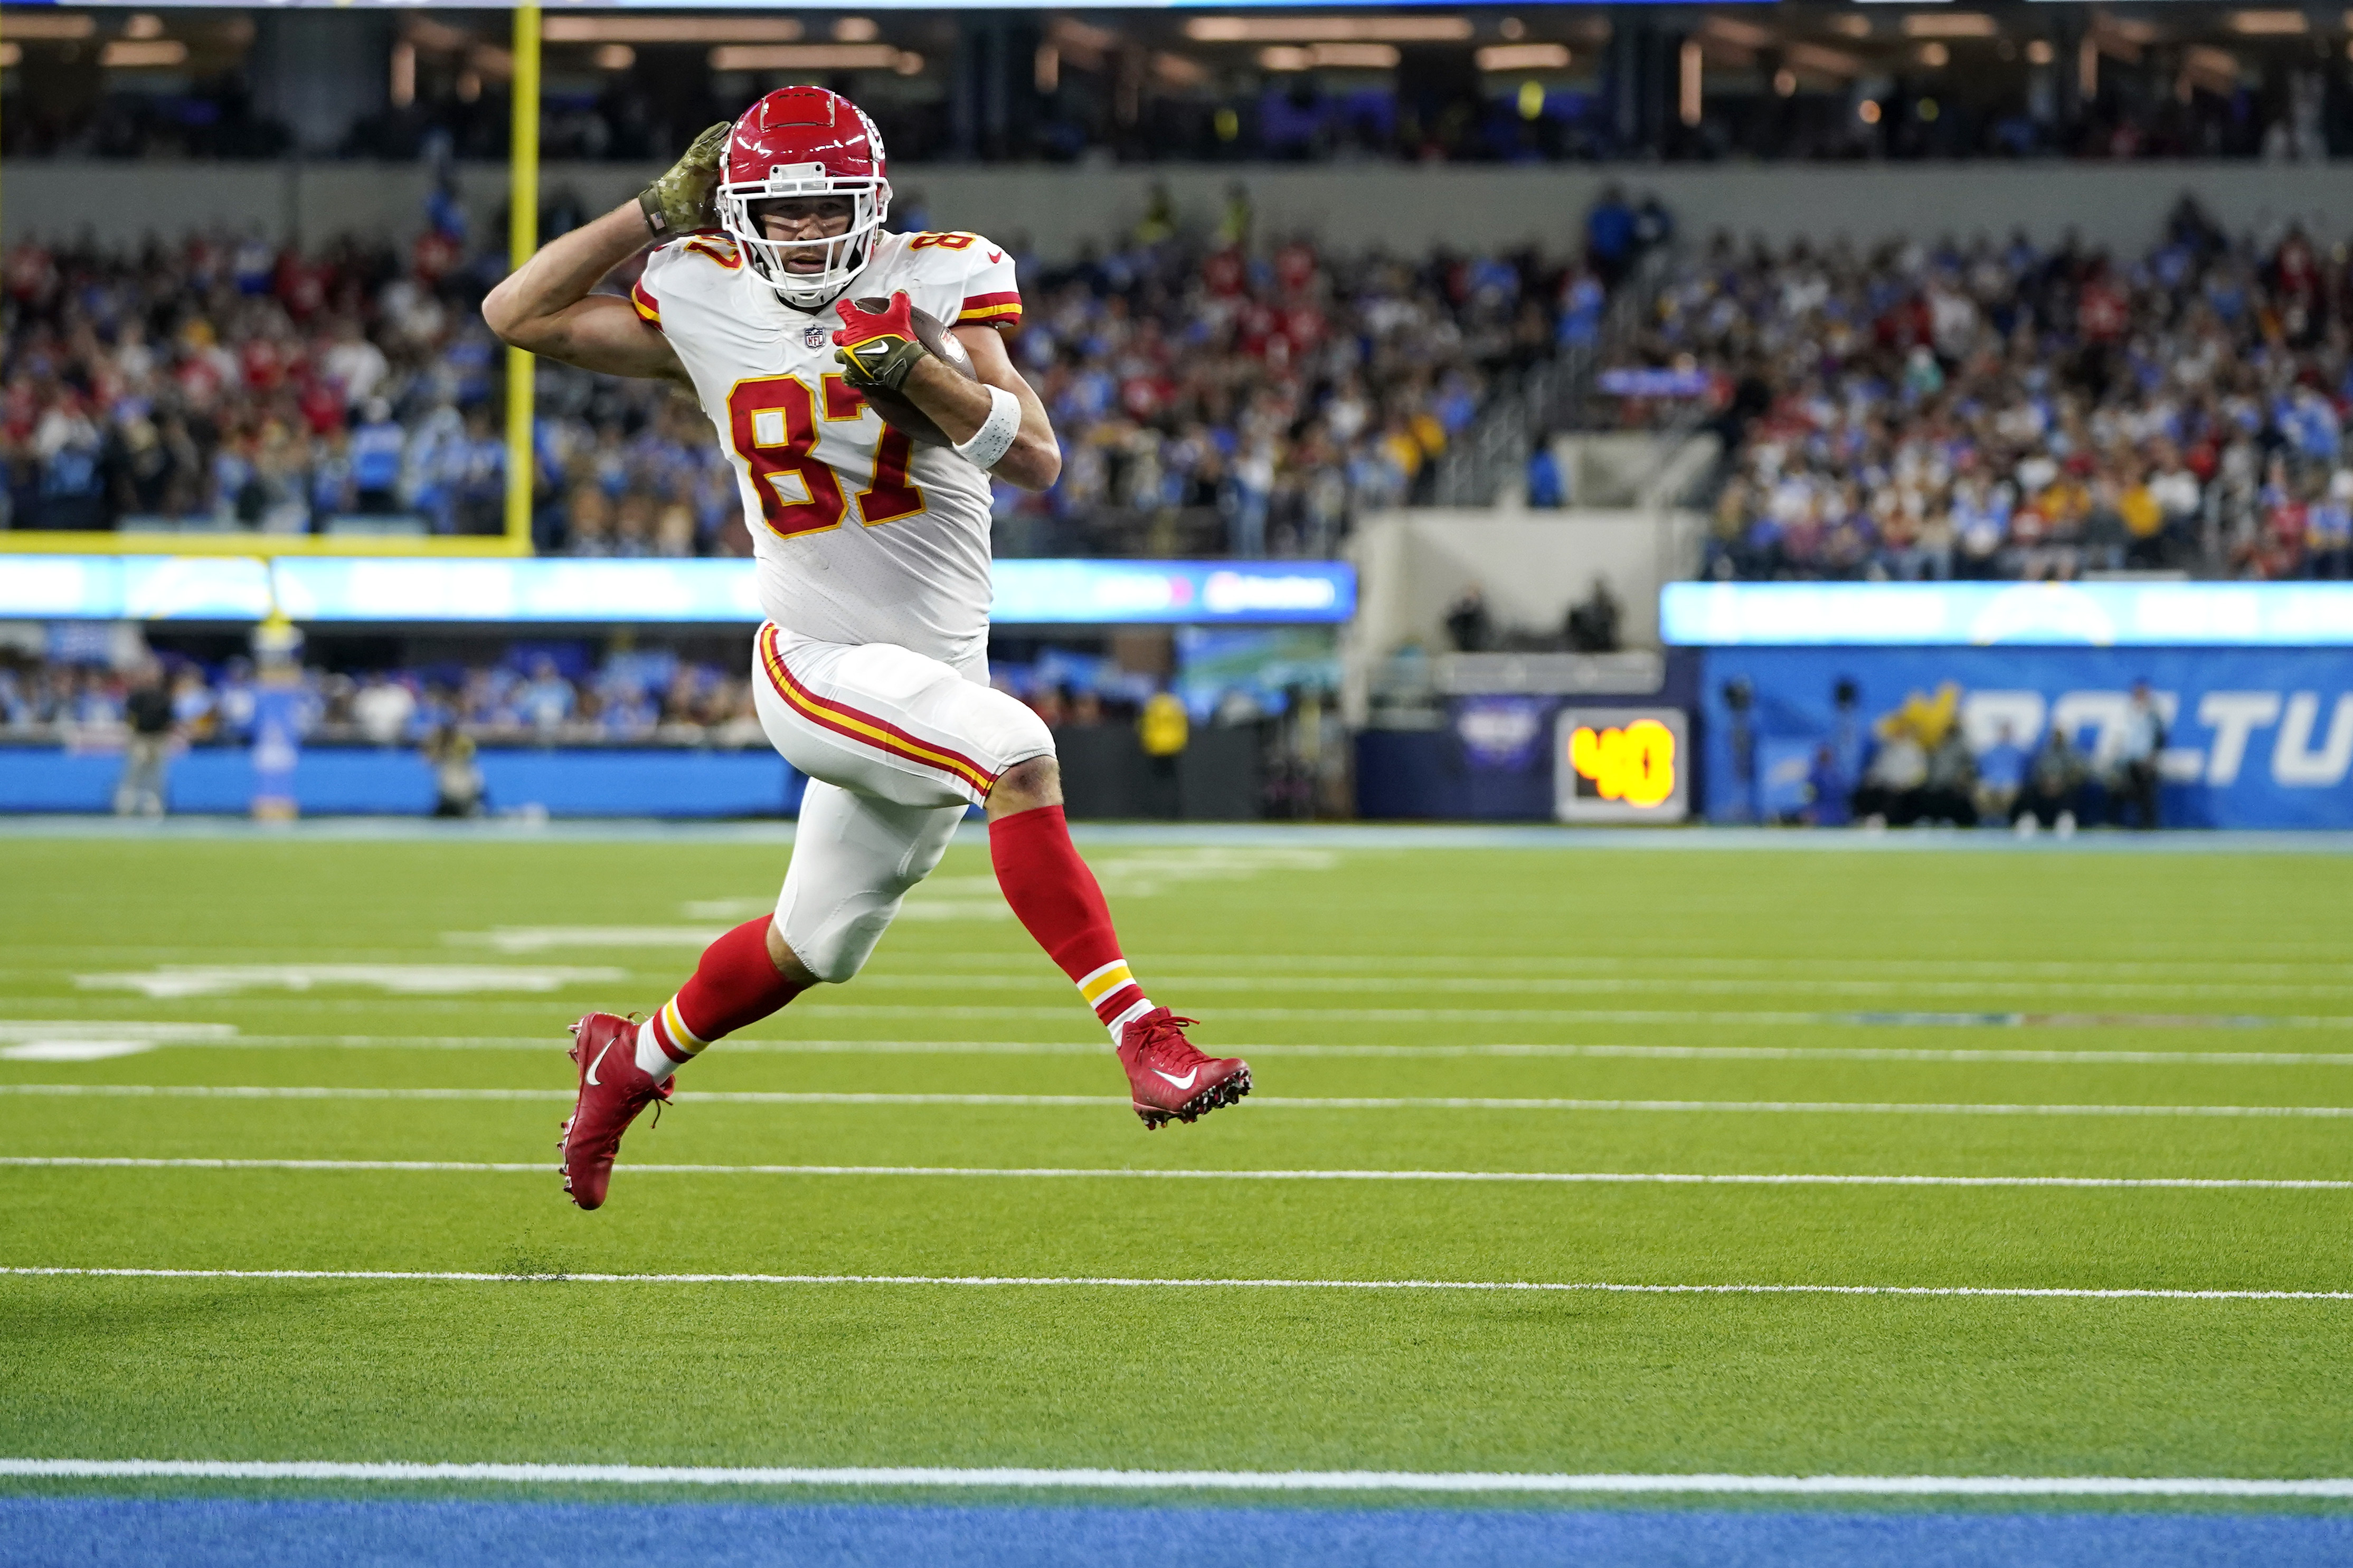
[2227,9,2308,33]
[544,17,804,45]
[1475,43,1570,72]
[0,12,94,40]
[1258,42,1400,70]
[1187,16,1473,44]
[1702,17,1773,50]
[1901,13,1997,38]
[99,39,187,69]
[1784,42,1862,78]
[1917,42,1950,68]
[709,44,918,72]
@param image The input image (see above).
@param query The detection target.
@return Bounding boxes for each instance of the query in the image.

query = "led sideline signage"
[2,555,1355,628]
[1661,581,2353,648]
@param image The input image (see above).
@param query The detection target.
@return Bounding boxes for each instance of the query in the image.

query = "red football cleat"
[557,1011,670,1210]
[1117,1008,1250,1130]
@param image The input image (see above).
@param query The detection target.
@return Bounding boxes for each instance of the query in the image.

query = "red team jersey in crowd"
[631,228,1023,666]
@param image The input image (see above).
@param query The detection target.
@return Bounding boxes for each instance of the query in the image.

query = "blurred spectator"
[353,675,417,747]
[112,665,176,817]
[1852,725,1929,826]
[2114,681,2166,830]
[1975,721,2029,823]
[1647,212,2353,583]
[423,724,484,817]
[1919,726,1979,827]
[1443,585,1492,653]
[1563,577,1622,653]
[2018,726,2089,835]
[4,223,1589,557]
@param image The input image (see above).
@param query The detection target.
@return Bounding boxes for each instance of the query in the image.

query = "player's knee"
[988,754,1062,816]
[790,917,881,985]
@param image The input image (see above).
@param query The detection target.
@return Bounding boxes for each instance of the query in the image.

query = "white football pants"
[750,621,1054,983]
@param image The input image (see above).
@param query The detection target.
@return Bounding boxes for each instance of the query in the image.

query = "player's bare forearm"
[900,325,1061,491]
[480,202,686,384]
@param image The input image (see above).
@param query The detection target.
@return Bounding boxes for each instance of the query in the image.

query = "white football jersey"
[633,229,1024,666]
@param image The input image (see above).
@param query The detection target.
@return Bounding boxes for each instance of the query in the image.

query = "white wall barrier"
[8,159,2353,260]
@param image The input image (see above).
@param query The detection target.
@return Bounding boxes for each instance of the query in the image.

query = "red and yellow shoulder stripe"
[957,290,1023,327]
[679,234,742,269]
[629,278,661,325]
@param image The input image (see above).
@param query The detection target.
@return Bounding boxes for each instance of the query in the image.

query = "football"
[854,299,977,448]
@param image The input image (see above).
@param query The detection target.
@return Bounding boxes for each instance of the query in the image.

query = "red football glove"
[831,292,929,393]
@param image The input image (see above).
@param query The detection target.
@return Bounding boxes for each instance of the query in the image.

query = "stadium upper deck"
[3,4,2348,167]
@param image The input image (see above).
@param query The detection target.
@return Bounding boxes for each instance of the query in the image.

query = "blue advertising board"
[1697,646,2353,829]
[1663,581,2353,647]
[11,555,1354,628]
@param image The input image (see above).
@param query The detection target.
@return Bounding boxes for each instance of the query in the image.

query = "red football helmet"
[717,87,892,310]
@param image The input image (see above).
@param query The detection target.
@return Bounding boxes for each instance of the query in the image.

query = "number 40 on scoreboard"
[1554,708,1690,824]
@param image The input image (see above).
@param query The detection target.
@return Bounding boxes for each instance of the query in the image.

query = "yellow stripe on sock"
[662,998,710,1056]
[1076,961,1136,1006]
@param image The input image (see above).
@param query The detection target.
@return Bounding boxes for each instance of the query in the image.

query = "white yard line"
[4,1157,2345,1190]
[0,1457,2346,1497]
[104,1036,2353,1065]
[771,1004,2353,1028]
[4,1266,2348,1303]
[3,1083,2350,1118]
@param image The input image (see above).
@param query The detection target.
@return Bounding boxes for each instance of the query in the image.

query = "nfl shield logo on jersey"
[804,326,830,349]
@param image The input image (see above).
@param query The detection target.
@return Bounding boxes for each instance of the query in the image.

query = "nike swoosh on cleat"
[1151,1066,1201,1091]
[585,1041,613,1088]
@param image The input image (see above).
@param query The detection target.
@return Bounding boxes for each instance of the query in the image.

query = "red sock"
[990,804,1152,1038]
[644,917,807,1067]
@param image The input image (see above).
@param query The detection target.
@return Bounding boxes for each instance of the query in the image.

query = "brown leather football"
[853,299,976,448]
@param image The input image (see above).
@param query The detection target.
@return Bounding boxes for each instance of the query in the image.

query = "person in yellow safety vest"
[1139,690,1189,758]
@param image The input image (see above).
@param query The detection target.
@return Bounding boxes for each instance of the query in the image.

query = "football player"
[484,87,1250,1210]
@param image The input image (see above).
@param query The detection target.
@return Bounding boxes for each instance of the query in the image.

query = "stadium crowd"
[1626,200,2353,583]
[0,638,1189,752]
[0,645,768,749]
[0,207,1601,558]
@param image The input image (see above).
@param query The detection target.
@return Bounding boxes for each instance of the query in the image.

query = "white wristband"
[953,384,1021,472]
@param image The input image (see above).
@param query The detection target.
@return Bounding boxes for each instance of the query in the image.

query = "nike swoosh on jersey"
[988,250,1004,263]
[586,1040,613,1087]
[1151,1066,1201,1091]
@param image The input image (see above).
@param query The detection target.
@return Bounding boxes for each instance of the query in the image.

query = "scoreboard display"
[1554,708,1689,824]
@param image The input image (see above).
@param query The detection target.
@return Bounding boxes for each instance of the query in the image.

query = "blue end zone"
[4,1499,2349,1568]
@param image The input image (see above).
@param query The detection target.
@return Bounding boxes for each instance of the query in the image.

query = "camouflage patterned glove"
[636,122,731,238]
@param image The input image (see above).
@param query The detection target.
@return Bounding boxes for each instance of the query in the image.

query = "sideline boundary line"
[1,1457,2350,1497]
[5,1266,2348,1301]
[5,1157,2348,1191]
[4,1084,2349,1118]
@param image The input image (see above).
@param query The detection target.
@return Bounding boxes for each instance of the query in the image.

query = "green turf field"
[2,828,2349,1495]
